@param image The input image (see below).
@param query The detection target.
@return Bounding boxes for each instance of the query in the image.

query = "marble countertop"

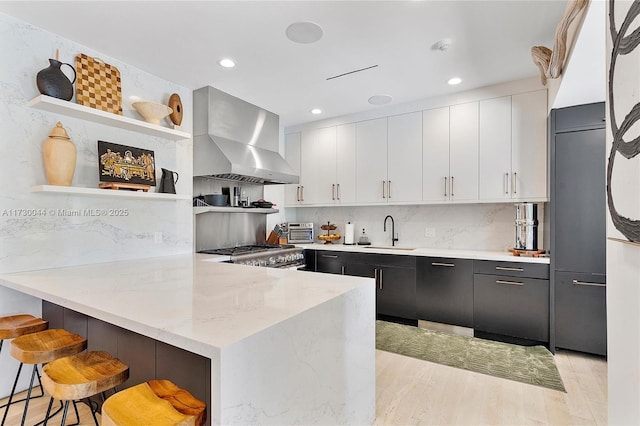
[297,244,550,264]
[0,254,373,357]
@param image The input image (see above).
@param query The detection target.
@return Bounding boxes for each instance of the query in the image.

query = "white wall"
[606,1,640,424]
[0,13,193,397]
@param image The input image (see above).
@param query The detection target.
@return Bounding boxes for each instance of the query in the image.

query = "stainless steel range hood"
[193,86,299,184]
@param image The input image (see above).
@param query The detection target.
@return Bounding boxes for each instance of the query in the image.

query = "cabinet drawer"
[474,260,549,279]
[315,250,352,275]
[351,252,416,268]
[473,274,549,342]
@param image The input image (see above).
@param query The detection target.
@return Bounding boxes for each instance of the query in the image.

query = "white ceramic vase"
[43,121,76,186]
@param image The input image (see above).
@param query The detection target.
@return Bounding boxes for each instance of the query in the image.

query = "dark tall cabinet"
[550,102,607,356]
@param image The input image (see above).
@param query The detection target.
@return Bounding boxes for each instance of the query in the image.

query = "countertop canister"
[43,121,76,186]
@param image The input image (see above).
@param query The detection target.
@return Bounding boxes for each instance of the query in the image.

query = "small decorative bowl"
[132,101,173,125]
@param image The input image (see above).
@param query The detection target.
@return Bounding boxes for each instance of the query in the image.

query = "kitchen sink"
[363,246,415,251]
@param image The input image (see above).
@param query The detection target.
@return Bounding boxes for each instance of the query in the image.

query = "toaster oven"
[287,222,314,244]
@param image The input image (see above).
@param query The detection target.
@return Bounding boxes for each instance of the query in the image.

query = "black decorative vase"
[36,59,76,101]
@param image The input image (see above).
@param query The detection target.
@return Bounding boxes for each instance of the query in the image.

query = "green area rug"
[376,320,566,392]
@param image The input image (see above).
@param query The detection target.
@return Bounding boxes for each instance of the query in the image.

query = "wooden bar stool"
[102,379,206,426]
[41,350,129,426]
[2,329,86,426]
[0,315,49,422]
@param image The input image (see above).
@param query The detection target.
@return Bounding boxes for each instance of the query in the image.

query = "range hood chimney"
[193,86,299,184]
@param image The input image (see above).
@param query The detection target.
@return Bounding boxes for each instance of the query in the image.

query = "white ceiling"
[0,1,567,127]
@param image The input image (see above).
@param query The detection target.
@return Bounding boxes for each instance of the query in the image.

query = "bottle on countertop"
[358,228,371,245]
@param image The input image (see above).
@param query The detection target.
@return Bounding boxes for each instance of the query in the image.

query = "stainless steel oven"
[287,222,314,244]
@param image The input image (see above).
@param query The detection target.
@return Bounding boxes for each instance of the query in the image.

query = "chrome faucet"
[383,215,399,246]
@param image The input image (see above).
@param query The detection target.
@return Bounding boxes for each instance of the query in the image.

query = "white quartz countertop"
[297,244,550,264]
[0,254,373,357]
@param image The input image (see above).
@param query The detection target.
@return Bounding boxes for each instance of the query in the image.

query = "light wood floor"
[1,349,606,425]
[375,349,607,425]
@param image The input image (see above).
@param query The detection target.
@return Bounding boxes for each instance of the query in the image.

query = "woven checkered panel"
[75,53,122,115]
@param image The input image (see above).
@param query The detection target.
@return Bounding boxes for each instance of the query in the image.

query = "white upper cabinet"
[387,112,422,202]
[512,90,547,200]
[423,107,450,202]
[299,127,337,205]
[479,96,512,200]
[336,123,356,204]
[356,118,388,203]
[289,88,547,207]
[284,132,301,205]
[449,102,479,202]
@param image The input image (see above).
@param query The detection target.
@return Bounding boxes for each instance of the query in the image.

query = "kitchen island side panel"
[219,282,376,425]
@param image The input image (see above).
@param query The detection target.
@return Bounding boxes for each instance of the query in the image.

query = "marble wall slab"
[0,13,194,397]
[0,13,193,275]
[287,203,545,251]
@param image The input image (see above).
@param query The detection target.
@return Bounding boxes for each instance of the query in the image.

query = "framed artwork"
[98,140,156,186]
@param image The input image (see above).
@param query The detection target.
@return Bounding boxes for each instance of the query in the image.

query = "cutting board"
[75,53,122,115]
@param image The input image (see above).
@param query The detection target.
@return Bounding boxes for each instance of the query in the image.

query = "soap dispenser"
[358,228,371,245]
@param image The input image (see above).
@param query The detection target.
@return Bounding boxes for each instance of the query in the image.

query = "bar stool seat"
[41,350,129,426]
[0,314,48,341]
[102,380,206,426]
[2,329,86,426]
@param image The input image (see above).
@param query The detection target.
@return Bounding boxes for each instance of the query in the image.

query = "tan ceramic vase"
[43,121,76,186]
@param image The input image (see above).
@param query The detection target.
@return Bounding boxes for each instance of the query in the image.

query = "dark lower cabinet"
[42,301,212,426]
[416,258,473,327]
[315,250,351,275]
[316,251,416,320]
[555,271,607,356]
[473,274,549,342]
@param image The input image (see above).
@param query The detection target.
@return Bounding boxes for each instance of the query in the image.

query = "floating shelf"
[31,185,191,201]
[194,206,279,215]
[28,95,191,141]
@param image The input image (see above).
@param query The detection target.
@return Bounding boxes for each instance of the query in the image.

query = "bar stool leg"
[1,362,23,426]
[59,401,70,426]
[0,365,45,411]
[42,398,54,426]
[19,365,39,426]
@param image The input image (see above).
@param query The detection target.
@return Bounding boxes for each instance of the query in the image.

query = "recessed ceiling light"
[286,22,323,44]
[310,108,322,115]
[368,95,393,105]
[218,58,236,68]
[448,77,462,85]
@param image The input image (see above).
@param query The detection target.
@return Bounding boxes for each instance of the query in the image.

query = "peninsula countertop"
[0,253,373,357]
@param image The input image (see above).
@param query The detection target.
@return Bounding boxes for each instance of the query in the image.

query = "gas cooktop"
[198,244,295,256]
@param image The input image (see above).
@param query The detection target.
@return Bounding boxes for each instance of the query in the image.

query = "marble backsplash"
[0,13,194,274]
[286,203,545,251]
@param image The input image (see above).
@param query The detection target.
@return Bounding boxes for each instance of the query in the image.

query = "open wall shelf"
[28,95,191,141]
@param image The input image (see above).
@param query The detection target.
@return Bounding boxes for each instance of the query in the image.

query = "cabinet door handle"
[505,173,509,195]
[572,279,606,288]
[296,186,300,202]
[495,266,524,272]
[332,184,336,200]
[513,172,517,194]
[444,176,448,197]
[451,176,454,197]
[341,265,345,275]
[388,181,391,199]
[337,183,340,200]
[431,262,455,267]
[374,268,378,287]
[496,279,524,286]
[301,186,304,201]
[379,269,383,290]
[382,181,386,199]
[321,254,338,259]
